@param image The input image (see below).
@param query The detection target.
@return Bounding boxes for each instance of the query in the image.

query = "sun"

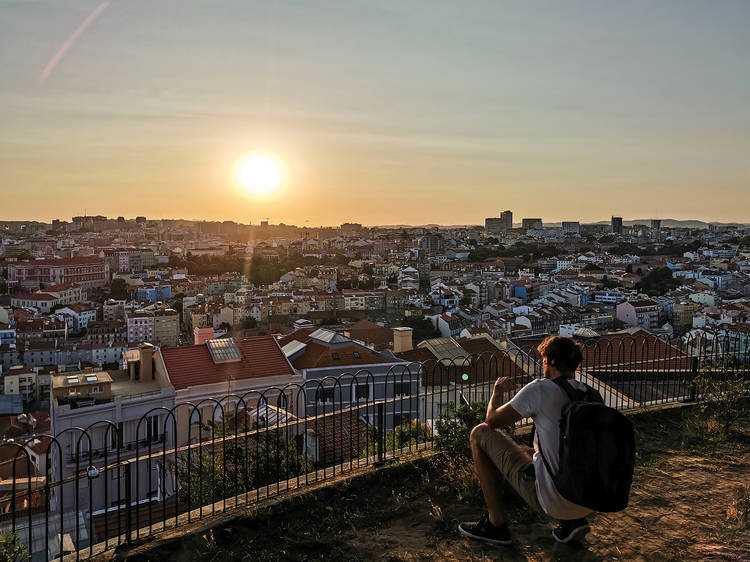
[237,154,282,194]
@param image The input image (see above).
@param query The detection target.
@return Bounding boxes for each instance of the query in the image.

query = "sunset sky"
[1,0,748,226]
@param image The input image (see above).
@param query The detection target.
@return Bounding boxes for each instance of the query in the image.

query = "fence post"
[689,356,699,402]
[124,461,132,545]
[376,402,384,464]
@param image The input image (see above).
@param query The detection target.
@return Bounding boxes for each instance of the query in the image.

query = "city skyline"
[1,1,749,224]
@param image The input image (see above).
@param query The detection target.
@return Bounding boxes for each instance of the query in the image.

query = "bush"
[694,366,750,437]
[0,533,29,562]
[434,401,487,458]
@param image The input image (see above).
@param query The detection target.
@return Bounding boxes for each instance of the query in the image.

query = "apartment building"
[126,311,154,343]
[8,257,109,290]
[152,308,179,347]
[616,299,661,330]
[85,320,126,345]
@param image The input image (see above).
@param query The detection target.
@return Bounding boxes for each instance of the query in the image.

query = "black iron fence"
[1,330,748,560]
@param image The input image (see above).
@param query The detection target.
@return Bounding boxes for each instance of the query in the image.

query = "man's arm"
[485,377,523,429]
[486,402,523,430]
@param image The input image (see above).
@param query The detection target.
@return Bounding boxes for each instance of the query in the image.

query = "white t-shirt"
[509,377,593,520]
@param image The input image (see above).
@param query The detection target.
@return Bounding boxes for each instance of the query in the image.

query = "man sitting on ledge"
[458,335,593,545]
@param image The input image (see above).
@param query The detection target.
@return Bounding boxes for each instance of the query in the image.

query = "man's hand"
[494,377,514,394]
[522,446,535,460]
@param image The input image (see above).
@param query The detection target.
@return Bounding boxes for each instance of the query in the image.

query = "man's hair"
[537,336,583,377]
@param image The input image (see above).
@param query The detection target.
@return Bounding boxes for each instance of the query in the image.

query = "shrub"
[434,401,487,458]
[0,533,29,562]
[694,365,750,437]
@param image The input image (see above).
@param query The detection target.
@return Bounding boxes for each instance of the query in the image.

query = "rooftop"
[160,336,295,391]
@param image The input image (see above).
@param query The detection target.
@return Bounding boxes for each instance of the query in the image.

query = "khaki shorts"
[475,425,543,514]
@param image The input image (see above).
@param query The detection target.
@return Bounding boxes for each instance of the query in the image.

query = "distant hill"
[378,219,749,230]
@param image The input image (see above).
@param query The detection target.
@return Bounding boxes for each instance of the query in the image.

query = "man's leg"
[470,422,507,526]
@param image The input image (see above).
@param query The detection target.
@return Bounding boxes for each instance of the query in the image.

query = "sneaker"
[552,517,590,544]
[458,512,512,546]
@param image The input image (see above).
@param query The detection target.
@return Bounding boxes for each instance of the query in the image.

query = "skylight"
[85,375,98,383]
[206,338,242,364]
[66,376,79,385]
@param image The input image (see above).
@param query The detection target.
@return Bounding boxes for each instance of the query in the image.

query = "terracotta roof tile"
[292,341,389,370]
[160,336,295,391]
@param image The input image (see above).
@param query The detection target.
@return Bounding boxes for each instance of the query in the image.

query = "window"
[353,352,360,359]
[356,384,369,401]
[90,385,102,394]
[145,416,159,442]
[315,387,335,403]
[190,408,201,428]
[76,434,90,456]
[331,352,339,360]
[393,382,411,397]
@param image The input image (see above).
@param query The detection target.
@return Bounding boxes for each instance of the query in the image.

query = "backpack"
[538,377,635,512]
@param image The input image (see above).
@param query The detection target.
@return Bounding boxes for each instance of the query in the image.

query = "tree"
[625,264,633,273]
[242,317,257,329]
[401,316,439,344]
[109,278,127,299]
[635,267,679,296]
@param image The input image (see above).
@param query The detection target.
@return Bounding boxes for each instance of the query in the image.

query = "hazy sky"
[1,0,749,226]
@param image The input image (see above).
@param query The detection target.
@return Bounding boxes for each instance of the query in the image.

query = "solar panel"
[206,338,242,364]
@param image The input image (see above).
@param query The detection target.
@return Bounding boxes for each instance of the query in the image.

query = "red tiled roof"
[394,347,436,363]
[291,341,389,370]
[160,336,295,391]
[456,337,501,356]
[13,257,103,266]
[40,283,79,292]
[277,328,315,347]
[13,293,56,302]
[627,300,658,308]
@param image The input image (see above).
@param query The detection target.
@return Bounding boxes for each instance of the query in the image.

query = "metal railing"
[0,329,747,560]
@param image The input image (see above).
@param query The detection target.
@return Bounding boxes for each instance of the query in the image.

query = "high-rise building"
[611,216,623,234]
[500,210,513,230]
[651,219,661,231]
[561,221,580,235]
[522,218,543,230]
[485,218,504,234]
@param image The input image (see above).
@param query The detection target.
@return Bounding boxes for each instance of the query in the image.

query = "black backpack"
[537,377,635,512]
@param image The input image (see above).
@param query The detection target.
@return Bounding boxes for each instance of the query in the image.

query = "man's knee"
[470,422,490,446]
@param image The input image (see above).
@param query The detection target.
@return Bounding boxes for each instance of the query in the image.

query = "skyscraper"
[500,210,513,230]
[522,218,543,230]
[611,216,623,234]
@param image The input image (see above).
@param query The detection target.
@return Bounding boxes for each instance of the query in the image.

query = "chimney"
[194,327,214,346]
[392,327,413,353]
[138,342,154,381]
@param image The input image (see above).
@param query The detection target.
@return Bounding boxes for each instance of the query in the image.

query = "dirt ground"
[130,407,750,561]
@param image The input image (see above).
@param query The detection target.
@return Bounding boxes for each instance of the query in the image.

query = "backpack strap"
[538,378,581,479]
[552,377,586,401]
